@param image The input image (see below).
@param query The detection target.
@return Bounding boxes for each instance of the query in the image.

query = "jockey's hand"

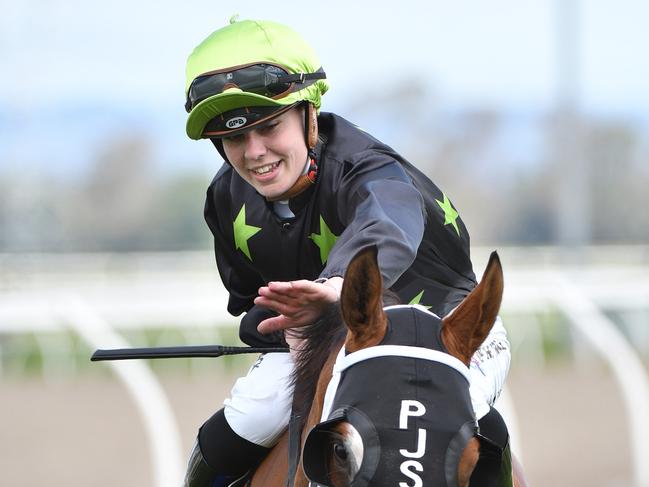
[255,277,343,334]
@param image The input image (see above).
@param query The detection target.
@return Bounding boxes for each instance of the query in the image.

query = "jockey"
[183,18,511,486]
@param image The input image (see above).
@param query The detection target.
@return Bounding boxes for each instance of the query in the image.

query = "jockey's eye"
[257,120,280,135]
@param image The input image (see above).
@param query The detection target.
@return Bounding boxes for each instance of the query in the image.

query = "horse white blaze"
[398,400,427,485]
[341,423,364,475]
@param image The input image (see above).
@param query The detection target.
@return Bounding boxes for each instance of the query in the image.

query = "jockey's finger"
[257,314,302,334]
[257,315,285,334]
[257,286,300,302]
[254,290,310,309]
[273,280,337,301]
[254,296,301,316]
[258,285,332,306]
[256,285,299,303]
[270,279,333,295]
[263,280,321,298]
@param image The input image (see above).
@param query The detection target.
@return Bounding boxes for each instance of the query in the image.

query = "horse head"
[301,245,504,487]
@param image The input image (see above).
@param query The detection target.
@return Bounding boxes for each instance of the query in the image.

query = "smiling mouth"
[251,162,280,175]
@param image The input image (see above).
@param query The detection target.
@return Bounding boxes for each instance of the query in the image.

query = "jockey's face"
[222,107,308,199]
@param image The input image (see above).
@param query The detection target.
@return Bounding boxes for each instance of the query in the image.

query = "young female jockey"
[182,18,511,486]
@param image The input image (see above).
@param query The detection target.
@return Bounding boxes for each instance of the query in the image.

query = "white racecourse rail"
[1,247,649,486]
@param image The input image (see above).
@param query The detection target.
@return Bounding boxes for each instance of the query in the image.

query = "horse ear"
[441,251,504,365]
[340,246,387,352]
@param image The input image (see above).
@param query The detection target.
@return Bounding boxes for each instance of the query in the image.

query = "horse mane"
[291,289,401,431]
[291,302,346,429]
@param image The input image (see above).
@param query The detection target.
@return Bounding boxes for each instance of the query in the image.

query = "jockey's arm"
[256,161,425,334]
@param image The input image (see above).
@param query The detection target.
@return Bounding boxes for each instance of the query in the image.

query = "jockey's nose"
[243,131,267,161]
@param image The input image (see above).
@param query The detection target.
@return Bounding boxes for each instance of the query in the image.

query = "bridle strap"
[285,410,302,487]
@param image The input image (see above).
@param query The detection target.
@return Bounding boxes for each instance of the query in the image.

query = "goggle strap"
[277,70,327,84]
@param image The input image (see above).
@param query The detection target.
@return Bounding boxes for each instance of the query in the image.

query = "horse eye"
[333,442,348,461]
[326,437,355,486]
[326,424,364,480]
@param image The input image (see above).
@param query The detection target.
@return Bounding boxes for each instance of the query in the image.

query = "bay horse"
[247,246,526,486]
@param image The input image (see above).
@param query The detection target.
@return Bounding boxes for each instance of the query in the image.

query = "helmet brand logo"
[226,116,247,129]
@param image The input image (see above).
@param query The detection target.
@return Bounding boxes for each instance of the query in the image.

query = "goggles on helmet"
[185,62,326,113]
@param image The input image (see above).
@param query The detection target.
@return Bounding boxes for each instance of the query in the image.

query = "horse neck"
[293,342,342,487]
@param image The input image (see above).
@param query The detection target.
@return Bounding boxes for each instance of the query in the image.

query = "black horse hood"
[303,305,478,486]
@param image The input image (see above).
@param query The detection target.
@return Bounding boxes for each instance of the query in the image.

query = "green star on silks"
[310,216,339,264]
[409,290,432,310]
[435,193,460,236]
[233,204,261,261]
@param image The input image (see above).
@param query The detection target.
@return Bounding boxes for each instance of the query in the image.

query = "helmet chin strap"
[305,101,319,158]
[265,156,318,202]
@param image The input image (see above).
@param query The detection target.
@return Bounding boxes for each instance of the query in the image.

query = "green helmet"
[185,18,329,140]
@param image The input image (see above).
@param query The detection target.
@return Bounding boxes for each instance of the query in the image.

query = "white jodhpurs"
[469,315,511,419]
[223,352,295,448]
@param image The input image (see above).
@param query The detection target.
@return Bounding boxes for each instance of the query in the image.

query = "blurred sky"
[1,0,648,176]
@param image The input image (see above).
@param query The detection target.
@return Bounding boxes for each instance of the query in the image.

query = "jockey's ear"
[441,251,504,366]
[340,246,387,353]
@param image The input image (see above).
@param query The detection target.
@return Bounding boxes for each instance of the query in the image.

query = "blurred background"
[1,0,648,486]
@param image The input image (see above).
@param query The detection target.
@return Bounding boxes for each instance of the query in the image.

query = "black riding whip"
[91,344,289,361]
